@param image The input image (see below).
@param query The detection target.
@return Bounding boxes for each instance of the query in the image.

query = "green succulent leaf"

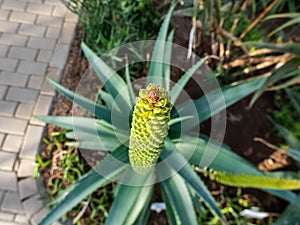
[38,146,128,225]
[170,57,207,105]
[203,168,300,190]
[46,78,111,122]
[147,3,176,86]
[175,136,300,207]
[287,148,300,162]
[81,42,130,106]
[164,29,175,92]
[129,84,172,173]
[161,139,223,219]
[104,169,155,225]
[171,77,267,132]
[159,166,198,225]
[272,200,300,225]
[125,64,136,106]
[133,189,153,225]
[273,122,300,149]
[98,89,114,109]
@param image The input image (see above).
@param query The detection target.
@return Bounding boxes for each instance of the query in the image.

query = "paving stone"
[14,214,29,223]
[0,171,17,191]
[59,22,76,44]
[36,15,63,28]
[15,103,34,120]
[27,36,56,50]
[45,27,60,39]
[1,192,23,213]
[17,159,35,178]
[65,10,78,23]
[40,79,55,96]
[44,0,62,5]
[30,207,49,225]
[2,134,23,152]
[0,21,19,33]
[22,194,43,217]
[47,67,61,81]
[17,60,47,76]
[20,125,44,160]
[28,75,44,90]
[30,95,52,125]
[0,72,29,87]
[50,43,70,69]
[8,46,37,61]
[6,87,38,103]
[18,23,46,37]
[0,211,15,221]
[0,45,9,57]
[37,50,53,62]
[18,178,37,200]
[0,117,27,135]
[0,133,4,147]
[0,10,10,21]
[2,0,27,11]
[52,5,68,17]
[27,3,53,16]
[0,85,7,99]
[0,101,17,117]
[0,151,16,171]
[0,190,3,200]
[0,221,28,225]
[9,11,36,24]
[0,58,18,72]
[0,33,28,46]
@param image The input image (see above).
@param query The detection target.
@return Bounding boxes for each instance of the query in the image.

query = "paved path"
[0,0,77,224]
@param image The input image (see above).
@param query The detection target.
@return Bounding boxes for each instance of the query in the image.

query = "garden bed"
[38,3,300,224]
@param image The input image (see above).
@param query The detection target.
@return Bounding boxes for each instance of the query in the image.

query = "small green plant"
[61,0,160,56]
[37,5,300,225]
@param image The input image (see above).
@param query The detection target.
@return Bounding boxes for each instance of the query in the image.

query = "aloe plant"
[37,4,300,225]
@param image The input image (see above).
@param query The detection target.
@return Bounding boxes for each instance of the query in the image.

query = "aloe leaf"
[161,188,180,225]
[46,78,111,122]
[175,136,300,207]
[104,169,155,225]
[274,122,300,149]
[81,42,129,105]
[125,64,135,106]
[272,201,300,225]
[245,42,300,56]
[133,190,153,225]
[39,146,128,225]
[165,29,175,92]
[147,3,176,86]
[170,57,207,104]
[204,168,300,190]
[285,88,300,115]
[159,166,198,225]
[161,139,223,219]
[98,89,114,109]
[250,58,300,107]
[269,16,300,36]
[287,148,300,162]
[171,77,266,132]
[65,131,123,151]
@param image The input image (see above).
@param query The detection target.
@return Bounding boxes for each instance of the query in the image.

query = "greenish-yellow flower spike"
[129,83,172,173]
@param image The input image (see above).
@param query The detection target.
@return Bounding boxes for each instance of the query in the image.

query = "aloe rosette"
[36,4,300,225]
[129,83,172,172]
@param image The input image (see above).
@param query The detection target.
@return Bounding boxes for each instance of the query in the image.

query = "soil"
[41,9,300,225]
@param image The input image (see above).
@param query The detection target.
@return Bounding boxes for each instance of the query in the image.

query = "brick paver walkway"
[0,0,77,224]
